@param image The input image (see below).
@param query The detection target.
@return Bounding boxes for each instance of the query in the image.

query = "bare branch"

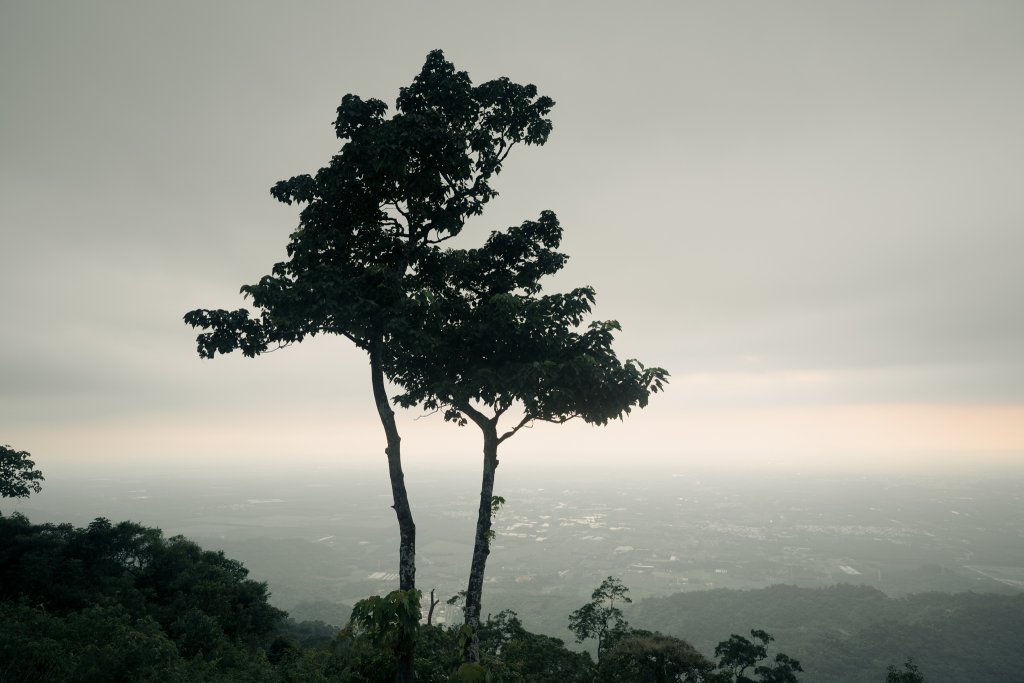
[425,232,460,245]
[495,139,517,166]
[497,414,533,444]
[262,341,294,354]
[544,413,580,426]
[389,200,411,220]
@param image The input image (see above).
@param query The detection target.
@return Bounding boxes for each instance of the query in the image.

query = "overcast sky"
[2,1,1022,476]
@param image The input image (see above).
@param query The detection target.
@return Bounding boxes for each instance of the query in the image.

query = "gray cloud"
[2,1,1023,445]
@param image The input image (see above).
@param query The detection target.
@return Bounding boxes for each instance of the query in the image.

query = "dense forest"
[6,511,1019,682]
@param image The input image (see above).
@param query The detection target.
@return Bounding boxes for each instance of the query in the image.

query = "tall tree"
[0,445,43,501]
[184,50,553,682]
[389,213,666,661]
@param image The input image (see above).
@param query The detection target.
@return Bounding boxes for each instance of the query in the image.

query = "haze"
[2,2,1023,479]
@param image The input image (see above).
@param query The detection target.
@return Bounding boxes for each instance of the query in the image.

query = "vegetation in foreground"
[183,49,666,674]
[0,512,949,682]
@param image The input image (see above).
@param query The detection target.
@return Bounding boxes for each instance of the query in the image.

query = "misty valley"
[4,17,1024,681]
[9,464,1024,682]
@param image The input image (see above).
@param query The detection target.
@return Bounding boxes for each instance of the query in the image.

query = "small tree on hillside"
[885,659,927,683]
[388,215,666,661]
[0,445,43,501]
[568,576,634,664]
[183,51,554,682]
[709,630,803,683]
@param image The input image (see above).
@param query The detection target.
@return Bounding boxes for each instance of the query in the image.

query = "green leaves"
[485,496,506,545]
[270,174,317,205]
[603,630,709,682]
[0,445,44,500]
[568,576,633,663]
[0,514,285,653]
[349,589,423,658]
[713,630,803,683]
[182,308,269,358]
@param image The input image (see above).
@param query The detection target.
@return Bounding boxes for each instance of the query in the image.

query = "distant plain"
[12,459,1023,640]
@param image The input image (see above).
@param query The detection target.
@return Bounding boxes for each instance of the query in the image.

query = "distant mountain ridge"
[629,583,1024,683]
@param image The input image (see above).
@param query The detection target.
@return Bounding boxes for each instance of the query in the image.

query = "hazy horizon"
[3,2,1023,477]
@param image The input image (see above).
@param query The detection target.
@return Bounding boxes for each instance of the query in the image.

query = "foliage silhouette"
[0,513,286,681]
[0,444,44,500]
[389,210,666,660]
[569,578,806,683]
[568,575,634,663]
[184,50,554,681]
[885,658,928,683]
[709,630,802,683]
[629,584,1019,682]
[4,519,962,683]
[602,629,708,682]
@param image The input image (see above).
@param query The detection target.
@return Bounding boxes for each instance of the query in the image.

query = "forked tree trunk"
[463,422,499,662]
[369,344,416,683]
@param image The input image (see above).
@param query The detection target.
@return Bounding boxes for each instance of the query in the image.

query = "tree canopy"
[0,513,285,681]
[0,444,44,500]
[184,49,554,361]
[389,209,667,433]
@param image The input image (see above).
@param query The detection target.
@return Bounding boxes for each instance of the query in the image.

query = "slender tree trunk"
[463,422,499,662]
[369,343,416,683]
[427,588,440,626]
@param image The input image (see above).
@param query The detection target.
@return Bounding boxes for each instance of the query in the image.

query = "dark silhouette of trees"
[708,630,803,683]
[568,576,634,664]
[0,514,285,681]
[389,213,666,661]
[603,629,708,683]
[569,578,803,683]
[183,50,554,682]
[885,659,927,683]
[0,444,43,500]
[628,583,1018,682]
[476,609,593,681]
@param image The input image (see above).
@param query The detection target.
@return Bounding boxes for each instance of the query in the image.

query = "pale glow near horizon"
[2,3,1023,478]
[22,399,1024,477]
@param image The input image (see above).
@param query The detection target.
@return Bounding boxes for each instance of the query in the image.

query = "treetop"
[186,50,555,360]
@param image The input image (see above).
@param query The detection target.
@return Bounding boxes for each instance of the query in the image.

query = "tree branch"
[497,414,533,444]
[414,407,442,421]
[425,233,460,245]
[458,401,495,431]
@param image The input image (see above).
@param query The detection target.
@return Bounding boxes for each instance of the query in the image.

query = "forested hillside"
[0,512,287,681]
[630,584,1024,683]
[6,512,1024,681]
